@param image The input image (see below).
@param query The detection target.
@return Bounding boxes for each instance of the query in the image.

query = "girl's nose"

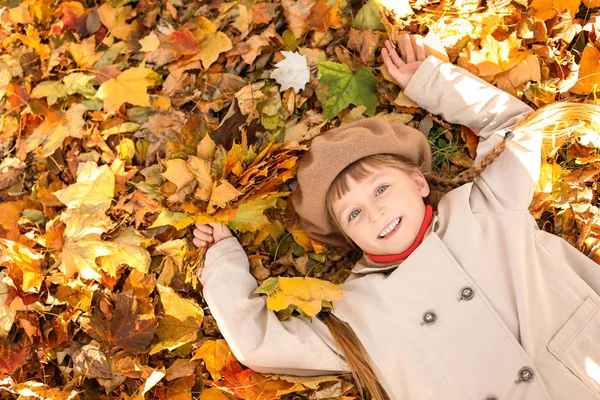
[368,207,385,224]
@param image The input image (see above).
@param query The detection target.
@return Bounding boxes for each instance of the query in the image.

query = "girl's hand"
[193,222,233,248]
[381,35,426,89]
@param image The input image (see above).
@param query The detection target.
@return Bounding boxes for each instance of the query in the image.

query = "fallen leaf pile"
[1,0,600,398]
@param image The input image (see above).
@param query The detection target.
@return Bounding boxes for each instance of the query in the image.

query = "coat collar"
[351,212,439,275]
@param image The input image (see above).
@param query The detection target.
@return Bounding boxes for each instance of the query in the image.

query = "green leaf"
[317,62,378,119]
[228,195,280,232]
[30,81,68,106]
[353,0,385,31]
[254,277,279,295]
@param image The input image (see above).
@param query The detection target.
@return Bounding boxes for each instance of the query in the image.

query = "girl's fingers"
[195,222,213,233]
[193,229,214,242]
[386,41,405,68]
[193,237,208,247]
[404,35,416,63]
[414,35,426,61]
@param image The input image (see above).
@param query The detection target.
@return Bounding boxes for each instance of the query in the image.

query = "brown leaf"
[80,291,157,354]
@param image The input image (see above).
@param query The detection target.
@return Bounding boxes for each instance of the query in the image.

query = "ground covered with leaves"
[2,0,600,398]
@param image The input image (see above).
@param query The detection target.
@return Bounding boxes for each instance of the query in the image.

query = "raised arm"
[199,237,350,375]
[404,56,536,211]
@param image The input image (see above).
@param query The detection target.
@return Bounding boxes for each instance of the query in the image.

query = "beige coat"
[199,57,600,400]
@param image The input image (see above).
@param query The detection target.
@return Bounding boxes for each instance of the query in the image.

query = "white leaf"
[270,51,310,93]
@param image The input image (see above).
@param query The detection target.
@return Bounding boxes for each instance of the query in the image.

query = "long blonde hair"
[320,101,600,400]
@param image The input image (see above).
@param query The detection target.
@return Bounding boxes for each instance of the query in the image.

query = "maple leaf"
[215,358,294,400]
[317,62,378,119]
[0,336,31,374]
[270,51,310,93]
[97,227,151,275]
[570,44,600,95]
[254,277,344,317]
[353,0,385,31]
[194,16,234,69]
[97,2,136,40]
[0,272,16,337]
[191,339,232,379]
[81,291,157,354]
[282,0,316,39]
[529,0,581,20]
[228,193,284,232]
[52,161,115,213]
[150,285,204,354]
[459,33,526,78]
[19,103,86,158]
[95,63,161,112]
[0,239,43,293]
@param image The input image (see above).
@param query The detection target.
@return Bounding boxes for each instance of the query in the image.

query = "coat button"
[460,287,474,300]
[518,367,534,382]
[422,311,437,325]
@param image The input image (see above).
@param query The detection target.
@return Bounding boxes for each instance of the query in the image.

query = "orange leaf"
[215,358,293,400]
[308,0,342,31]
[460,126,479,159]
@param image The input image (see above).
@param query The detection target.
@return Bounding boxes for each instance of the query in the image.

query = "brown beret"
[291,117,432,247]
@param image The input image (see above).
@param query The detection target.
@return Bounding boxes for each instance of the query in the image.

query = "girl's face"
[331,165,430,255]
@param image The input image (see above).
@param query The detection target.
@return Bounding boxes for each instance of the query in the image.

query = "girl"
[193,35,600,400]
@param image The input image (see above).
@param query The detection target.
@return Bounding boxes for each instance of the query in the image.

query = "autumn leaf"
[53,161,115,213]
[191,339,232,379]
[255,277,344,317]
[0,239,43,293]
[529,0,580,20]
[97,227,151,275]
[81,291,158,354]
[570,44,600,95]
[95,64,161,112]
[150,285,204,354]
[318,62,378,119]
[215,358,294,400]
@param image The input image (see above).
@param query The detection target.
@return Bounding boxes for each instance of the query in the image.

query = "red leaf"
[460,125,479,159]
[0,337,31,374]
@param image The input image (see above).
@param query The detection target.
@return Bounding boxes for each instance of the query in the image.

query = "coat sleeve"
[199,237,350,376]
[404,56,537,212]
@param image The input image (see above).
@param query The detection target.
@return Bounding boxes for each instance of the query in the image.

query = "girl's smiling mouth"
[378,217,402,239]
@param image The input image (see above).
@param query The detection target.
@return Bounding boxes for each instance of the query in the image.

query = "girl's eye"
[348,209,360,221]
[376,185,389,195]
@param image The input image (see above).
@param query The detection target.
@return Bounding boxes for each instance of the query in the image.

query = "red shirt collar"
[365,205,433,264]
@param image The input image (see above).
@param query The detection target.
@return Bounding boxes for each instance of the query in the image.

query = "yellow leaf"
[197,134,216,160]
[0,200,22,230]
[530,0,581,20]
[583,0,600,6]
[68,36,103,69]
[150,285,204,354]
[188,156,214,201]
[59,209,115,280]
[0,240,43,293]
[235,83,268,121]
[570,44,600,95]
[97,227,151,275]
[52,161,115,213]
[208,180,243,212]
[462,33,526,78]
[262,277,344,317]
[0,272,16,337]
[95,64,161,113]
[194,17,234,69]
[162,159,196,191]
[191,339,232,379]
[494,53,541,96]
[97,3,137,40]
[139,32,160,52]
[537,161,563,193]
[200,388,234,400]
